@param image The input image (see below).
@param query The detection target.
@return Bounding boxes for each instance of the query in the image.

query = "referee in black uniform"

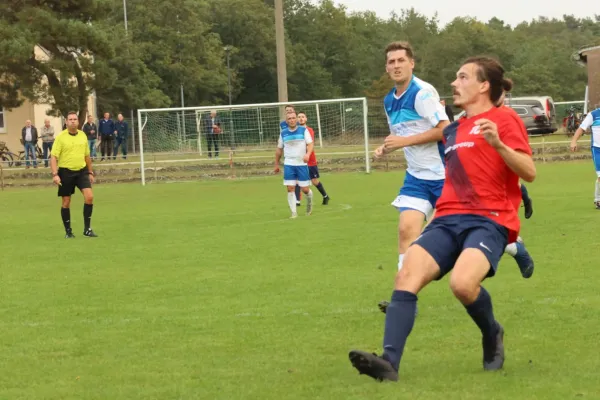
[50,111,98,238]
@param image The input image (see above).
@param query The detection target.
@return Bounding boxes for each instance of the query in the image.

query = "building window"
[0,108,5,133]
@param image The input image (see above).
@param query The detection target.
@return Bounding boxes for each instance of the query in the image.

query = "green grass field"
[1,162,599,400]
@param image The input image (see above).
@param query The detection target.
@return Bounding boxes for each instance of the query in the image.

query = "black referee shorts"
[58,167,92,197]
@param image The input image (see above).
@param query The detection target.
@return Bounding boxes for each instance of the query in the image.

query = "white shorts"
[391,172,444,221]
[391,196,435,221]
[283,165,310,187]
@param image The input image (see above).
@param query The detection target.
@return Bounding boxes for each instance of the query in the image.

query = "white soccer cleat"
[290,212,298,219]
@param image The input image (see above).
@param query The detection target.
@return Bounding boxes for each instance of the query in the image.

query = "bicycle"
[565,105,583,137]
[0,141,20,167]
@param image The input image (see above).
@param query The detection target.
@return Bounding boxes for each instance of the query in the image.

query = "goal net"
[136,97,370,185]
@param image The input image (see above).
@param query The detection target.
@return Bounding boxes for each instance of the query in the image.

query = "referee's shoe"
[84,228,98,237]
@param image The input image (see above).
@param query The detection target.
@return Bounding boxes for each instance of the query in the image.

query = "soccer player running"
[570,106,600,209]
[274,111,314,218]
[297,112,330,205]
[373,42,449,313]
[349,56,536,381]
[51,112,98,238]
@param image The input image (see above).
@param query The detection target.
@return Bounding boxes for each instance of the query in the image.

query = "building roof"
[573,45,600,66]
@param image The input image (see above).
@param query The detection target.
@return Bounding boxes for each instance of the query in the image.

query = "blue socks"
[520,184,530,203]
[382,290,418,371]
[464,286,498,338]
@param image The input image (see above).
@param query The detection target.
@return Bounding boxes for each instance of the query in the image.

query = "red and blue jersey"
[434,106,532,242]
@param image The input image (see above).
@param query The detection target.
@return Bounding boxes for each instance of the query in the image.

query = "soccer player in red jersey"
[349,56,536,381]
[297,112,330,205]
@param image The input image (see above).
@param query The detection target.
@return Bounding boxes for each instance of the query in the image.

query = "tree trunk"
[71,53,88,125]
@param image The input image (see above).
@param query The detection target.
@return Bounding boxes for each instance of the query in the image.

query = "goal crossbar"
[137,97,370,186]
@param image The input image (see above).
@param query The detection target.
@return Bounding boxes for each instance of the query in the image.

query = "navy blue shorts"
[412,214,509,279]
[308,166,320,179]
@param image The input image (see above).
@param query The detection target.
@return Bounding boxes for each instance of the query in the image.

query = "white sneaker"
[290,212,298,219]
[306,198,313,215]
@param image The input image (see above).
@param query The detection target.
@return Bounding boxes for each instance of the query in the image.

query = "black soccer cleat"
[523,198,533,219]
[483,323,505,371]
[83,229,98,237]
[349,350,398,382]
[65,230,75,239]
[595,201,600,210]
[322,196,330,205]
[378,300,389,314]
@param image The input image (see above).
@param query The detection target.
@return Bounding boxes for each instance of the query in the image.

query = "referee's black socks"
[61,208,71,232]
[316,182,328,198]
[84,204,93,231]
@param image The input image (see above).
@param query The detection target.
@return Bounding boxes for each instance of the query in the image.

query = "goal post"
[137,97,370,185]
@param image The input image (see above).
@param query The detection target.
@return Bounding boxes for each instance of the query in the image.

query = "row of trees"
[1,0,599,121]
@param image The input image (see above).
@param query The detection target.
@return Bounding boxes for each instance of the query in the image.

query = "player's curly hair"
[463,56,513,105]
[385,41,414,61]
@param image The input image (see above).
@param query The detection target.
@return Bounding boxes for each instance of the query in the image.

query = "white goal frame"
[137,97,370,186]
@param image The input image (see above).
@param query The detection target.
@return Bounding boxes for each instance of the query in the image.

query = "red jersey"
[306,126,317,166]
[435,106,532,242]
[499,106,530,212]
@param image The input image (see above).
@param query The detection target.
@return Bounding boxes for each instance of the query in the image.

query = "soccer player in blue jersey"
[570,106,600,209]
[374,41,450,273]
[274,111,314,218]
[280,104,304,207]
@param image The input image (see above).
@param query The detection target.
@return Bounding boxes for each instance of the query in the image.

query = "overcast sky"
[332,0,591,27]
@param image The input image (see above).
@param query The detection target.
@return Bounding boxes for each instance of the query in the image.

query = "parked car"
[504,96,558,134]
[451,95,558,135]
[508,104,555,135]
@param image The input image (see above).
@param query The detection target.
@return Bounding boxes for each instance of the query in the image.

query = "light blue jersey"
[580,108,600,148]
[384,76,448,180]
[277,126,313,166]
[581,108,600,177]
